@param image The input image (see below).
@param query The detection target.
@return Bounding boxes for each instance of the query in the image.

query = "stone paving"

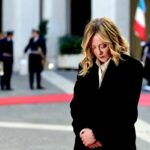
[0,69,149,150]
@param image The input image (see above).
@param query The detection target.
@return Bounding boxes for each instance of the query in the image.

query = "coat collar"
[91,59,118,89]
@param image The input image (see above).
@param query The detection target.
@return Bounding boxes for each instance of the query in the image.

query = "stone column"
[43,0,69,69]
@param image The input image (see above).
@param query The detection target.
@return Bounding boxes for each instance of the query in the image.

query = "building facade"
[0,0,131,71]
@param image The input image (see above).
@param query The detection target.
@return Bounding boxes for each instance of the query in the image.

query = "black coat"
[70,54,143,150]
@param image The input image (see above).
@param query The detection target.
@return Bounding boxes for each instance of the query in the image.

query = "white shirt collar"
[96,58,111,71]
[96,58,111,88]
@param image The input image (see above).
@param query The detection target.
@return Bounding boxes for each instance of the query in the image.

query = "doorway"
[71,0,91,36]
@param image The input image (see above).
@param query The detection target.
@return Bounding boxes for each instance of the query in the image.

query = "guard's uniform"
[24,36,46,89]
[0,35,14,90]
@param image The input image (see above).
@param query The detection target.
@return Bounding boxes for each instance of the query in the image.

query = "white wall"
[92,0,116,21]
[91,0,129,42]
[115,0,130,42]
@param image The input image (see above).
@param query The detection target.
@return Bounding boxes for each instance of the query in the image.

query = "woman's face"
[90,34,112,64]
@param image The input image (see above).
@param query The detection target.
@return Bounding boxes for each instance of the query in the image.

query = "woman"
[70,17,143,150]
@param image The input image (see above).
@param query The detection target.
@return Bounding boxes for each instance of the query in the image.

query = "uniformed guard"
[24,29,47,89]
[0,31,14,90]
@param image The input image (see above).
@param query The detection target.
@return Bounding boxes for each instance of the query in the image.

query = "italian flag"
[133,0,146,41]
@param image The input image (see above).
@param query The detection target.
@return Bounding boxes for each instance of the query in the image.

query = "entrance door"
[71,0,91,36]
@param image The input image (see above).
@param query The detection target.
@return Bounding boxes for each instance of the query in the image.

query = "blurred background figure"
[141,35,150,91]
[0,31,14,91]
[0,32,5,40]
[24,29,47,90]
[0,33,5,78]
[0,32,5,62]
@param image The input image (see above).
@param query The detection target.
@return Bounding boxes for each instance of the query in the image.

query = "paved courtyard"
[0,69,149,150]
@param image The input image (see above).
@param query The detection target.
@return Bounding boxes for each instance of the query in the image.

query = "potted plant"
[38,19,49,37]
[57,35,84,69]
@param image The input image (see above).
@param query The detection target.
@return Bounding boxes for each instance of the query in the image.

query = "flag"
[133,0,146,41]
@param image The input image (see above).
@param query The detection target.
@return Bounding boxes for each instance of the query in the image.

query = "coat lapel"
[100,59,118,89]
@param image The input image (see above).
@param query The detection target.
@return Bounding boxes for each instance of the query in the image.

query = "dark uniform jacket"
[24,36,46,72]
[0,37,14,90]
[0,37,13,63]
[70,54,143,150]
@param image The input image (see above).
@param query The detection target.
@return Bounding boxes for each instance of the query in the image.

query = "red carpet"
[0,93,149,106]
[0,94,73,106]
[139,93,150,106]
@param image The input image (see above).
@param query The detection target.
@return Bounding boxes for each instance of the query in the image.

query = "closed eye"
[99,43,107,49]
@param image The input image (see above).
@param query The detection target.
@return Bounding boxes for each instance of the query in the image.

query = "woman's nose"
[97,48,102,54]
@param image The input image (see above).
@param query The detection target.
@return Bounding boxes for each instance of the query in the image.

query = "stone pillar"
[43,0,69,69]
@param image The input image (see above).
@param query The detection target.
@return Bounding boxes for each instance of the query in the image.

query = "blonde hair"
[79,17,129,76]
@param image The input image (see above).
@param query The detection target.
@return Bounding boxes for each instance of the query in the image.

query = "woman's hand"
[80,128,102,148]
